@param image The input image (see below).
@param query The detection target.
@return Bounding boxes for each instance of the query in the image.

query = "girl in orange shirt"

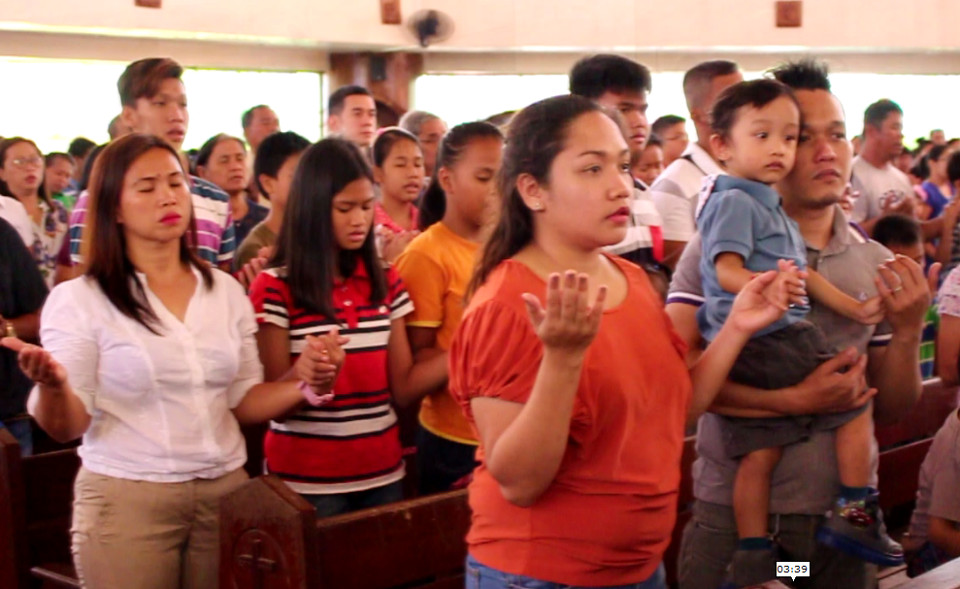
[448,95,793,588]
[395,122,504,494]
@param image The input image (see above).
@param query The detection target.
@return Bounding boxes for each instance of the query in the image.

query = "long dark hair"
[271,138,387,319]
[468,95,603,296]
[0,137,51,207]
[418,121,503,231]
[85,133,212,334]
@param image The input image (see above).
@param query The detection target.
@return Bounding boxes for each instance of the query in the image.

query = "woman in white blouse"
[1,133,337,589]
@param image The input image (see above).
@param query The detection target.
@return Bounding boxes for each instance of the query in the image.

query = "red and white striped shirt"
[249,261,413,494]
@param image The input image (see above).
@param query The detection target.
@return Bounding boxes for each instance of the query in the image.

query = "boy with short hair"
[235,131,310,269]
[68,58,236,272]
[872,215,938,380]
[696,79,902,588]
[569,54,664,267]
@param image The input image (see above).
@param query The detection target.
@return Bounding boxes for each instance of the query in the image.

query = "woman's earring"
[531,201,543,211]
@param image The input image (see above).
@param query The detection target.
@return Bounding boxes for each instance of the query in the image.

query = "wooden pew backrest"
[0,427,81,589]
[220,476,470,589]
[895,556,960,588]
[22,449,80,569]
[876,379,958,450]
[312,488,469,589]
[220,475,320,589]
[0,427,28,589]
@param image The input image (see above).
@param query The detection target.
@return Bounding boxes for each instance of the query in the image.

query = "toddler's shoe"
[815,490,904,566]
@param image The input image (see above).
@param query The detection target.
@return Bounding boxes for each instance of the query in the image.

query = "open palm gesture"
[521,271,607,354]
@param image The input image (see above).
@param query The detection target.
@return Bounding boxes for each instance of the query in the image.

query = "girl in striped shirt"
[249,138,446,517]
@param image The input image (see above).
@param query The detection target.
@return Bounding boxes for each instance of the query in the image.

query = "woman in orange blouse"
[449,95,792,588]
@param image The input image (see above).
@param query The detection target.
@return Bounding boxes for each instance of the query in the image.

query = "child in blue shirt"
[696,79,902,588]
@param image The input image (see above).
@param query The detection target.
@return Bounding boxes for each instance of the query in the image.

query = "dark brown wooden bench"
[890,556,960,588]
[9,379,957,589]
[878,379,958,521]
[219,475,470,588]
[0,427,81,589]
[3,400,424,589]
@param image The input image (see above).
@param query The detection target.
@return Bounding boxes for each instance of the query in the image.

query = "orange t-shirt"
[395,222,479,444]
[448,255,692,586]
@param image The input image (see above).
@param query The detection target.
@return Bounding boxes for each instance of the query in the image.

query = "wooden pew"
[0,427,80,589]
[218,379,958,589]
[877,378,958,519]
[219,476,469,589]
[891,557,960,588]
[8,379,956,589]
[2,403,423,589]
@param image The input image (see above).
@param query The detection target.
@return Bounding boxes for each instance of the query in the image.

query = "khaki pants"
[71,467,248,589]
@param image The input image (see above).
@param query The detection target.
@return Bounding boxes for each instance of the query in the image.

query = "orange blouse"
[448,255,692,586]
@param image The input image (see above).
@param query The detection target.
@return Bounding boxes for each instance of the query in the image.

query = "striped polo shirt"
[68,176,235,267]
[249,262,413,495]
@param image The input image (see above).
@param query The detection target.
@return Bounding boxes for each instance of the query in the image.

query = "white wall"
[2,0,959,54]
[422,50,960,76]
[0,31,328,71]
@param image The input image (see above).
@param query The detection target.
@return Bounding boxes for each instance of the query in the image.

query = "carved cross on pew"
[237,538,277,589]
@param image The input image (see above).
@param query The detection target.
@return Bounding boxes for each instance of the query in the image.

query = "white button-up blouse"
[28,267,263,482]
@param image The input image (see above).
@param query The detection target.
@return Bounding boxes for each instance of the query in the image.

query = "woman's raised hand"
[521,271,606,355]
[1,337,67,388]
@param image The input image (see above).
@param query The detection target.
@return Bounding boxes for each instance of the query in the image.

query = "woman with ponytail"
[395,122,504,494]
[447,95,792,588]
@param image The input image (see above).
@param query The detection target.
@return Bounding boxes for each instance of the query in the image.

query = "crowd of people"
[0,53,957,589]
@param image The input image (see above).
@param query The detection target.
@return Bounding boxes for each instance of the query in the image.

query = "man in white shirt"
[0,195,35,247]
[850,99,916,235]
[650,60,743,269]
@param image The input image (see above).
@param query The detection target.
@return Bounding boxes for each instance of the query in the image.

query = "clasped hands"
[294,327,349,406]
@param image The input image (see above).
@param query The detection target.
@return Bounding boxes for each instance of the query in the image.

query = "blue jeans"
[0,418,32,456]
[465,554,666,589]
[301,480,403,518]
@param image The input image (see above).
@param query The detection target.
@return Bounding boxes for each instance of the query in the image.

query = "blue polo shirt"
[696,175,808,341]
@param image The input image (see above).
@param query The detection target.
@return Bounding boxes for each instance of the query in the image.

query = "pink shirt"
[374,202,418,234]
